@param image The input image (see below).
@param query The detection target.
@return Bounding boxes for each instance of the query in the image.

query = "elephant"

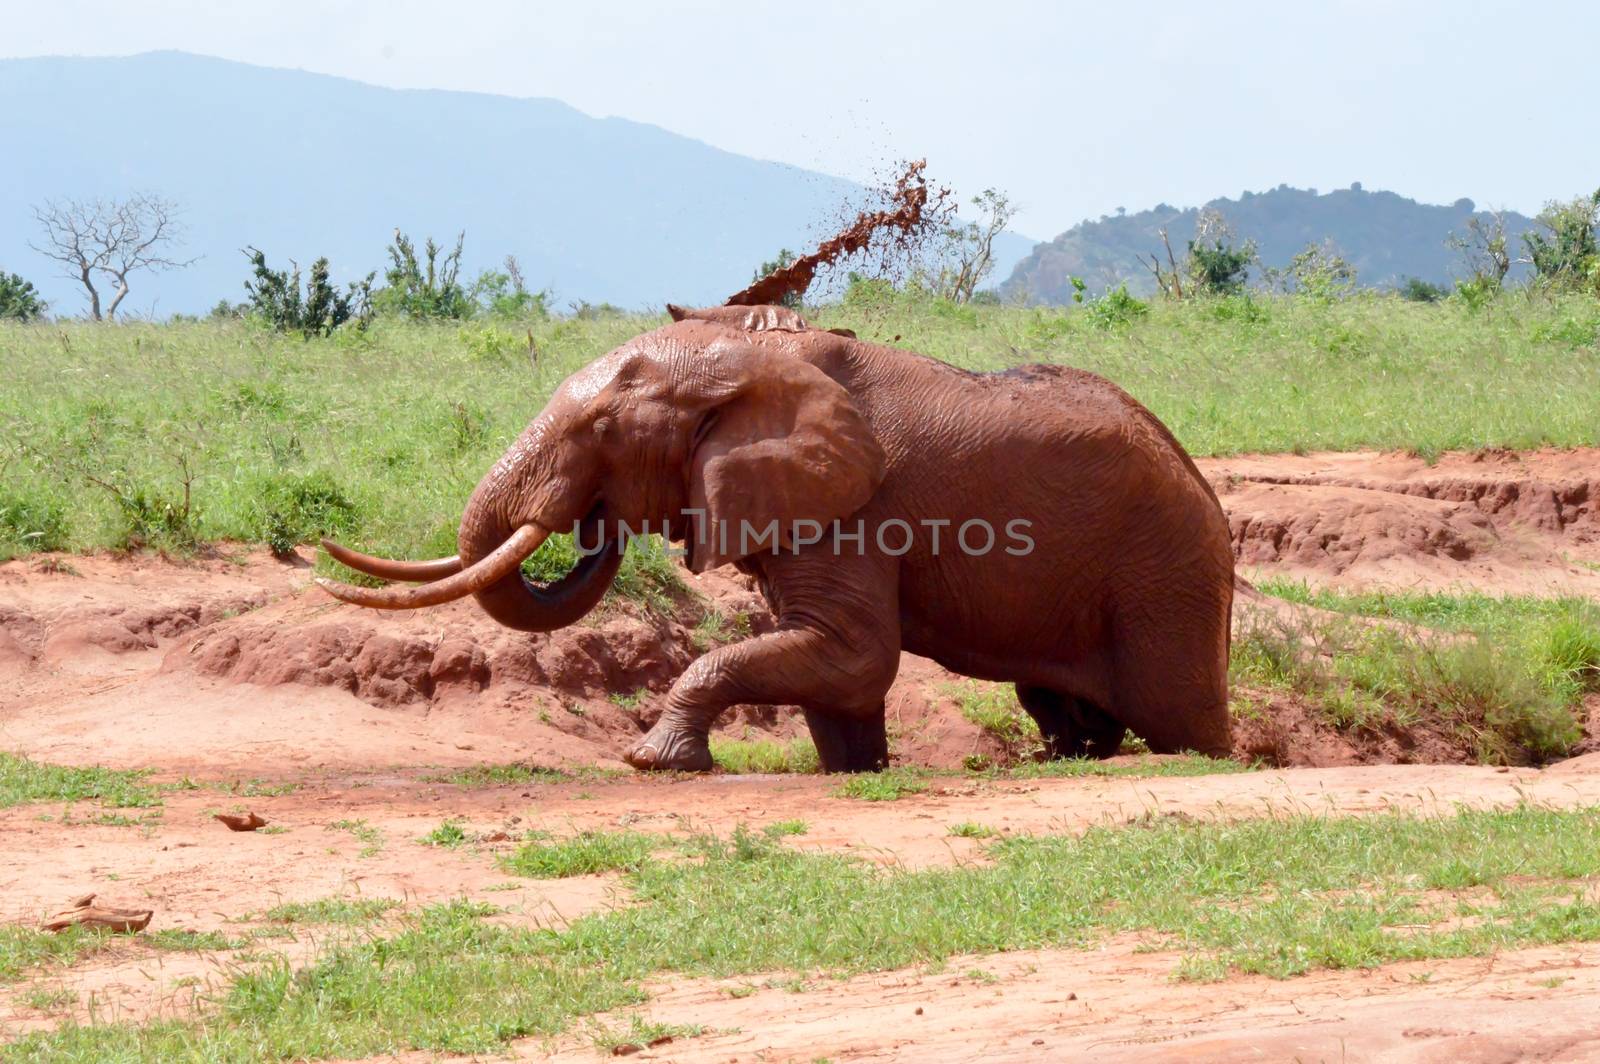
[318,303,1235,772]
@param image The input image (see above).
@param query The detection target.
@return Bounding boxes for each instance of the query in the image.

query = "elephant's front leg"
[626,553,902,772]
[624,623,900,772]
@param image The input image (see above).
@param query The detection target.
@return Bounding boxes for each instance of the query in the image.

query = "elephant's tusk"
[320,538,463,582]
[315,523,549,609]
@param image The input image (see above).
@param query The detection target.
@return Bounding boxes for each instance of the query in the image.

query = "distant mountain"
[0,52,1034,317]
[1002,184,1538,304]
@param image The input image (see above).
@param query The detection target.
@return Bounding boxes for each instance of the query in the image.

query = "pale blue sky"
[6,0,1596,238]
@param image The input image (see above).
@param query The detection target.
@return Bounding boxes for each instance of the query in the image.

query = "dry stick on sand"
[41,893,154,934]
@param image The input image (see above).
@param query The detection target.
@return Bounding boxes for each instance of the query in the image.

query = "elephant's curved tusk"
[315,523,549,609]
[320,538,463,582]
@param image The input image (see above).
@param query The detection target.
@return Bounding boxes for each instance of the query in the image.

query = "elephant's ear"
[685,346,884,572]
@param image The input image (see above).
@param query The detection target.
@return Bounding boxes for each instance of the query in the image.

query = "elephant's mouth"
[314,499,625,631]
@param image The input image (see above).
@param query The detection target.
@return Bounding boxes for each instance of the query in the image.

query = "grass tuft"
[499,830,659,878]
[834,768,928,801]
[709,733,820,774]
[0,753,161,810]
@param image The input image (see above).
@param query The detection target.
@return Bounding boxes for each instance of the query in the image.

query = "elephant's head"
[317,308,885,630]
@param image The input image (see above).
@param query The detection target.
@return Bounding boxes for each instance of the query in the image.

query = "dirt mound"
[3,448,1597,776]
[1201,447,1600,595]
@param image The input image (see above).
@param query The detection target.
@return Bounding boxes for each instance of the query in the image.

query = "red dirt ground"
[2,447,1598,1059]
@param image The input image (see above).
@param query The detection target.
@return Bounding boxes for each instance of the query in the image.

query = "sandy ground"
[2,447,1598,1059]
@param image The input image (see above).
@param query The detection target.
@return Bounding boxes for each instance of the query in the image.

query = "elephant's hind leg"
[1016,685,1126,760]
[803,703,889,773]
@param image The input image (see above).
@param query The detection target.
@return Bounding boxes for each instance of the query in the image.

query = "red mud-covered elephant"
[319,304,1235,772]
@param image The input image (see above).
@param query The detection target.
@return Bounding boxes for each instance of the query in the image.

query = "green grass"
[834,767,928,801]
[1243,584,1600,760]
[709,733,821,774]
[146,929,245,952]
[12,806,1600,1060]
[946,681,1042,762]
[0,926,118,986]
[1004,753,1252,779]
[326,818,384,858]
[418,819,469,848]
[499,830,660,878]
[948,822,997,839]
[0,753,162,809]
[421,762,619,787]
[761,819,809,839]
[261,897,400,925]
[2,293,1595,565]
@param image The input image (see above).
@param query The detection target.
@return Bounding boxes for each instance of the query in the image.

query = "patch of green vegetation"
[1244,584,1600,760]
[328,818,384,858]
[761,819,809,839]
[709,733,821,774]
[13,807,1600,1060]
[608,688,647,711]
[691,608,752,650]
[20,985,78,1012]
[147,929,244,952]
[1004,754,1251,780]
[422,761,623,787]
[419,819,469,848]
[0,926,117,985]
[834,768,928,801]
[947,681,1042,762]
[948,822,997,839]
[0,753,161,809]
[261,897,400,925]
[5,295,1599,576]
[499,830,659,879]
[588,1015,704,1055]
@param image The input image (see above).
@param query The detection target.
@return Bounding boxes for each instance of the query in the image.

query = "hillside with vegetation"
[1003,184,1538,303]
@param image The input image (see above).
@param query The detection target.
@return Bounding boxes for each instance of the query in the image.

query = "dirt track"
[2,447,1599,1059]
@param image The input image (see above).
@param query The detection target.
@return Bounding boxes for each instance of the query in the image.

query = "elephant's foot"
[624,721,713,772]
[803,705,889,773]
[1017,686,1126,761]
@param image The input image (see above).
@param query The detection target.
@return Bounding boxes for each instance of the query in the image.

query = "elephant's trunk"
[457,486,624,633]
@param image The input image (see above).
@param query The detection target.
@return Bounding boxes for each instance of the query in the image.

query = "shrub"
[254,471,361,557]
[471,257,549,319]
[1523,189,1600,290]
[242,248,373,336]
[1083,284,1148,329]
[1187,238,1254,295]
[0,493,68,559]
[1398,277,1449,303]
[0,270,47,321]
[374,230,473,320]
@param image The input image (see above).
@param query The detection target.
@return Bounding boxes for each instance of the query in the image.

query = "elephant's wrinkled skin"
[319,304,1235,772]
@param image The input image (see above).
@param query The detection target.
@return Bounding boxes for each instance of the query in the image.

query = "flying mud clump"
[723,158,955,307]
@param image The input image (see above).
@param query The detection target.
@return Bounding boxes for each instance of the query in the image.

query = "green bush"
[374,230,474,320]
[1398,277,1449,303]
[242,248,373,337]
[1083,284,1148,329]
[0,493,68,558]
[254,472,361,557]
[0,271,47,321]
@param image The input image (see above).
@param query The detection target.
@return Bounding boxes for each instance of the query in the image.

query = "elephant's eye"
[592,416,613,438]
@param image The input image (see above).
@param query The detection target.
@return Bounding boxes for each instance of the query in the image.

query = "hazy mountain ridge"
[0,52,1033,317]
[1002,184,1538,304]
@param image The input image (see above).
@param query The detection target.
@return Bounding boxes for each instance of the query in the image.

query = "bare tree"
[935,189,1016,303]
[30,193,195,320]
[1447,210,1512,287]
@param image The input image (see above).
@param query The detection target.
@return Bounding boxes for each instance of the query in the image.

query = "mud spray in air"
[724,158,955,307]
